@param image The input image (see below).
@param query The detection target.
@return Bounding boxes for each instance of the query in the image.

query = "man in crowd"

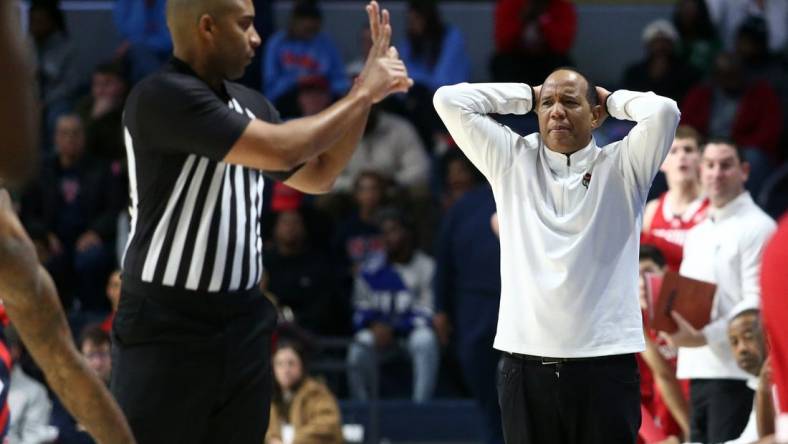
[347,208,438,403]
[724,308,775,443]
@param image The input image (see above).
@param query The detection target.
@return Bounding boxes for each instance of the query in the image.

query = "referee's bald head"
[166,0,260,80]
[166,0,245,45]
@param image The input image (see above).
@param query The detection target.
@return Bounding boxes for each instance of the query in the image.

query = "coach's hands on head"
[355,1,413,103]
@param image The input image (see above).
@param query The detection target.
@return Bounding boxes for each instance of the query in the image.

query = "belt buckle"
[541,357,561,365]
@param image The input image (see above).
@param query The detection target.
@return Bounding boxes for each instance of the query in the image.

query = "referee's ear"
[197,13,219,42]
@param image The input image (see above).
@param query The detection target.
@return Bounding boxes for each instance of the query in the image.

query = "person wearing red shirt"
[681,52,781,196]
[642,125,709,271]
[760,214,788,443]
[490,0,577,86]
[637,246,690,444]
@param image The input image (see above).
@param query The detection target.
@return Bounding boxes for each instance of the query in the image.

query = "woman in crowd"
[266,338,343,444]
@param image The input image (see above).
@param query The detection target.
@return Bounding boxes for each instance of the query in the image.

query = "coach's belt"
[506,352,603,365]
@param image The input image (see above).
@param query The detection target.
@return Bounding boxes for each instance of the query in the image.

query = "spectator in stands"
[622,20,701,103]
[706,0,788,53]
[723,308,776,443]
[263,0,349,118]
[333,171,387,277]
[295,75,334,117]
[734,17,788,159]
[681,52,782,196]
[263,210,347,336]
[6,325,56,444]
[268,76,337,215]
[29,0,79,150]
[75,62,129,162]
[345,24,372,83]
[99,270,120,334]
[641,125,709,272]
[266,338,343,444]
[438,148,486,211]
[333,105,429,193]
[490,0,577,86]
[637,246,689,443]
[20,115,122,312]
[113,0,171,83]
[664,139,776,443]
[433,182,502,444]
[672,0,721,75]
[347,208,438,403]
[760,215,788,441]
[50,325,111,444]
[400,0,469,93]
[396,0,470,148]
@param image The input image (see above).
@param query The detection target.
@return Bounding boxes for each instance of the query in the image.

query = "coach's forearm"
[3,267,136,444]
[0,1,38,186]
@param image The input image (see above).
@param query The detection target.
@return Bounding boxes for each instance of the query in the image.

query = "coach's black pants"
[689,379,753,444]
[111,276,277,444]
[498,352,641,444]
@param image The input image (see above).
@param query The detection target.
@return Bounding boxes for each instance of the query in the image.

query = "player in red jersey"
[637,246,689,443]
[642,125,709,272]
[761,214,788,443]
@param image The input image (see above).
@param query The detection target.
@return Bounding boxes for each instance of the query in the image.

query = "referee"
[111,0,410,443]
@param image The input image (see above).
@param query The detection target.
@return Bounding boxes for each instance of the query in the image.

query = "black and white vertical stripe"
[123,101,266,293]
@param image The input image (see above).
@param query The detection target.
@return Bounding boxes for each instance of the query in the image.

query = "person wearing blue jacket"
[400,1,470,93]
[113,0,172,82]
[395,0,470,149]
[263,0,349,117]
[433,182,503,444]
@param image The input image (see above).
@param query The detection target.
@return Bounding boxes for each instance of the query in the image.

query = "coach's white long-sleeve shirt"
[433,83,680,357]
[677,192,776,380]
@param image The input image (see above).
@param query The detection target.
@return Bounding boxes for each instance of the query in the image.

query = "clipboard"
[651,271,716,334]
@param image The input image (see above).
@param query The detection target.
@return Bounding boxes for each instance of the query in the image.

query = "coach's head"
[167,0,261,80]
[534,69,607,155]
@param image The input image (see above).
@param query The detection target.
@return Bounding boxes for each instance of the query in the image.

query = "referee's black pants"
[498,352,641,444]
[110,277,277,444]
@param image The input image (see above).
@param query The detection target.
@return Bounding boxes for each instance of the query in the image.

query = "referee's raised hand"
[355,1,413,103]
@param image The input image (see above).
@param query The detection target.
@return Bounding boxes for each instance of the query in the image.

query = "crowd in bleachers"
[5,0,788,443]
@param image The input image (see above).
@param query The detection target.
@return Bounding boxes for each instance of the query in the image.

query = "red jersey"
[0,304,12,441]
[641,193,709,271]
[762,215,788,416]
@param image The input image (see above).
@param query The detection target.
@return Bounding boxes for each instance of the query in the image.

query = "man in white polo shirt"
[663,140,776,444]
[433,70,680,443]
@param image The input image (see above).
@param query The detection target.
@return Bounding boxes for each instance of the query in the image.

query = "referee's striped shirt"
[121,58,295,294]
